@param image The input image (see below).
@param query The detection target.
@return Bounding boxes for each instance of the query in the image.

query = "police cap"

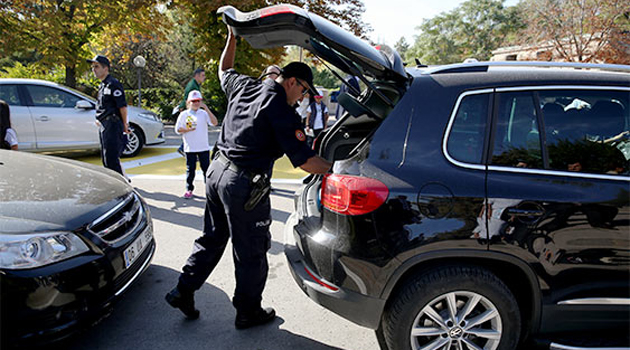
[281,62,316,95]
[86,55,110,68]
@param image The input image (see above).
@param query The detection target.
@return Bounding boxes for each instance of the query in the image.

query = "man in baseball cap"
[86,55,111,68]
[87,53,129,177]
[165,25,331,329]
[279,62,317,97]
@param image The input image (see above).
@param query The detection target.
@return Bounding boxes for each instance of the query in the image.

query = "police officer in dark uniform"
[87,55,129,176]
[165,26,331,329]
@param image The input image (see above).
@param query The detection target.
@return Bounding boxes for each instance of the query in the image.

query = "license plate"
[123,229,152,269]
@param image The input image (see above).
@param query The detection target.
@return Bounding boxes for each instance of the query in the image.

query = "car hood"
[218,4,408,85]
[127,105,156,117]
[0,151,131,234]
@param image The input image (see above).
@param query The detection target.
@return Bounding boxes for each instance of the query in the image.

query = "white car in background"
[0,78,164,157]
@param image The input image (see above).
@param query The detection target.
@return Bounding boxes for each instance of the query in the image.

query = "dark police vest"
[96,75,127,122]
[218,69,314,174]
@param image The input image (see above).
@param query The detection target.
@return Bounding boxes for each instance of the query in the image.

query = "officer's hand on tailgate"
[300,155,331,174]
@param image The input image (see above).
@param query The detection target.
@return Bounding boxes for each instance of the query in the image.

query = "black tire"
[382,265,521,350]
[122,124,145,158]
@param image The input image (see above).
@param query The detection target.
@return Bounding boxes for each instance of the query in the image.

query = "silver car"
[0,78,165,157]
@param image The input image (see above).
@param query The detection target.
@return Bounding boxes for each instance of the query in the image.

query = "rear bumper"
[284,242,385,329]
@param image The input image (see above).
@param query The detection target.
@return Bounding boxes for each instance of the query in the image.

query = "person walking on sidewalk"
[175,90,218,199]
[165,25,331,329]
[176,68,212,157]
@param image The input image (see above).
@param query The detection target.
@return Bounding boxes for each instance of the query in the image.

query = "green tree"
[170,0,370,117]
[175,0,370,76]
[312,68,339,89]
[394,37,410,61]
[0,0,170,88]
[407,0,523,65]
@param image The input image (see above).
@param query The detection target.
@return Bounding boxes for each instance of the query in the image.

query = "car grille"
[88,193,145,243]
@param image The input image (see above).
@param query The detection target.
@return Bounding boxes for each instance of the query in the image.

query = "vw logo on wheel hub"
[449,327,464,339]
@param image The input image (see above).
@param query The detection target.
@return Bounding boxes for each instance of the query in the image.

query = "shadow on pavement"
[46,265,343,350]
[134,187,293,258]
[135,187,206,231]
[135,187,293,230]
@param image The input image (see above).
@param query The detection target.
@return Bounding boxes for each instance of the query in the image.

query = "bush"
[0,61,226,123]
[125,87,182,122]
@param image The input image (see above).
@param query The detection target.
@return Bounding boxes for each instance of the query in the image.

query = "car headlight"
[0,232,89,270]
[137,113,160,122]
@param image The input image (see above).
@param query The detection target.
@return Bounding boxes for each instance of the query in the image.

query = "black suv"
[221,5,630,350]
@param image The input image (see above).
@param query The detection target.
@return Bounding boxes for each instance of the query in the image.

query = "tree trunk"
[65,63,76,88]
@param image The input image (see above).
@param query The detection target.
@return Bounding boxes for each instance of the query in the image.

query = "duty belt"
[98,114,120,122]
[215,151,271,211]
[215,151,249,175]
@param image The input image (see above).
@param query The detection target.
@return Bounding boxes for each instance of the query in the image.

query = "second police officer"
[165,25,332,329]
[87,55,129,176]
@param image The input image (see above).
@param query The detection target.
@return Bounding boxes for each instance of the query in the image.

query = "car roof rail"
[422,61,630,75]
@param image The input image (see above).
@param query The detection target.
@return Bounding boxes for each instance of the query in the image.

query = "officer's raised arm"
[219,26,237,82]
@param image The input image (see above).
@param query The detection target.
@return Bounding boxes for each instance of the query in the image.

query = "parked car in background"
[0,150,156,347]
[222,4,630,350]
[0,78,165,157]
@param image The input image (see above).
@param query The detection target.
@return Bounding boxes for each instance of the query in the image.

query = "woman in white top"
[175,90,218,198]
[0,100,18,150]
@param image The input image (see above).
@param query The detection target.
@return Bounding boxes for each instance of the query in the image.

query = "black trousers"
[178,159,272,312]
[185,150,210,191]
[99,117,126,175]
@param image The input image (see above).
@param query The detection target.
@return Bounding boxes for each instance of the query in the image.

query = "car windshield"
[64,85,96,102]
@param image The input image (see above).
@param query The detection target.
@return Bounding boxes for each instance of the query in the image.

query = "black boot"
[165,286,200,320]
[235,307,276,329]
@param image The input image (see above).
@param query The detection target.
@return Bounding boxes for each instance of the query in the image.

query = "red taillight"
[259,5,297,18]
[321,174,389,216]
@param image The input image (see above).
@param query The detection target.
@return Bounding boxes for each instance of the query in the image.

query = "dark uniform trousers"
[178,158,271,312]
[99,116,126,175]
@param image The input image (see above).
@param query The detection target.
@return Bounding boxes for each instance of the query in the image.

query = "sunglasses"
[295,79,310,97]
[190,100,202,103]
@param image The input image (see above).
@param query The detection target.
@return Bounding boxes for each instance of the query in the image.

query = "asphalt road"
[48,180,380,350]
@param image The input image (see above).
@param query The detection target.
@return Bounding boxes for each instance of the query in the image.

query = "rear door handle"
[37,116,50,122]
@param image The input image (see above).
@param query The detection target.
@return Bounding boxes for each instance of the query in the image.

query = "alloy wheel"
[124,127,140,156]
[410,291,502,350]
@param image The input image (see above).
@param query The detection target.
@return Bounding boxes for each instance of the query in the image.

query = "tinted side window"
[491,92,543,169]
[25,85,81,108]
[540,89,629,176]
[0,84,22,106]
[447,93,489,164]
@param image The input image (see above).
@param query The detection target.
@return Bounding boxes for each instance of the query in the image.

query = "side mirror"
[75,100,94,110]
